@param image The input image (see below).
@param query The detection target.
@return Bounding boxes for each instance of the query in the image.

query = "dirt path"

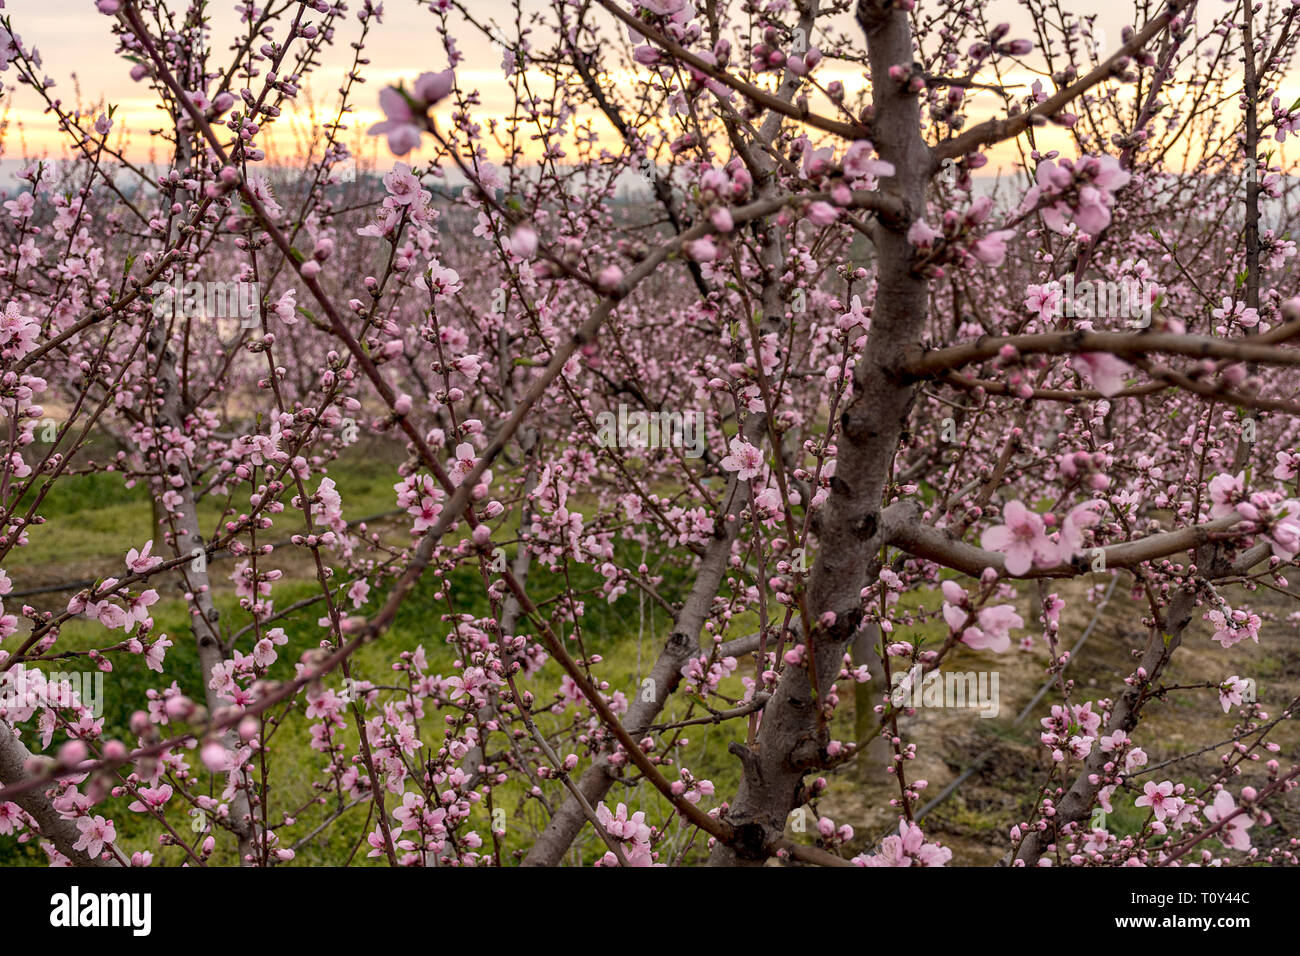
[819,572,1300,864]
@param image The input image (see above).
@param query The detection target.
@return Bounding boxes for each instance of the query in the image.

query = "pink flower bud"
[597,265,624,293]
[58,740,88,765]
[510,225,538,258]
[200,741,229,772]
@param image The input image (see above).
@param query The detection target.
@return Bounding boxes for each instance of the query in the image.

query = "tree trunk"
[709,0,930,865]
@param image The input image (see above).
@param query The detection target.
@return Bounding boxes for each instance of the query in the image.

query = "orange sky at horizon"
[1,0,1292,179]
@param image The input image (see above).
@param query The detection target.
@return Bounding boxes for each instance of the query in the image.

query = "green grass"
[0,449,769,866]
[9,471,154,567]
[9,441,1007,866]
[6,441,404,574]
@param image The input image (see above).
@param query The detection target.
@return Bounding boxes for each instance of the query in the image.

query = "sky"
[0,0,1288,176]
[4,0,472,168]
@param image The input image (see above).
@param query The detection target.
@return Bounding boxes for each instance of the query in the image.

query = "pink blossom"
[382,162,423,204]
[1071,352,1133,397]
[967,604,1023,652]
[981,500,1059,575]
[860,820,951,867]
[597,265,625,292]
[594,801,657,866]
[804,201,839,226]
[127,785,173,813]
[1212,297,1260,329]
[73,815,115,857]
[686,237,718,262]
[1207,471,1244,519]
[1059,501,1104,561]
[144,635,172,673]
[411,69,455,105]
[906,219,941,248]
[720,437,764,482]
[369,88,424,156]
[1135,780,1178,821]
[126,540,162,573]
[510,225,538,258]
[1218,676,1252,713]
[200,741,230,772]
[971,229,1016,266]
[1204,607,1261,648]
[1073,185,1111,234]
[636,0,687,15]
[1203,790,1253,851]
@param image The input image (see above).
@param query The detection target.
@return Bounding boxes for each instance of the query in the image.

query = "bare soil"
[819,573,1300,865]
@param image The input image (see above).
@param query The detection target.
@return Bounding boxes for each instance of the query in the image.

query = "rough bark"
[521,8,817,859]
[708,0,931,865]
[0,721,122,866]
